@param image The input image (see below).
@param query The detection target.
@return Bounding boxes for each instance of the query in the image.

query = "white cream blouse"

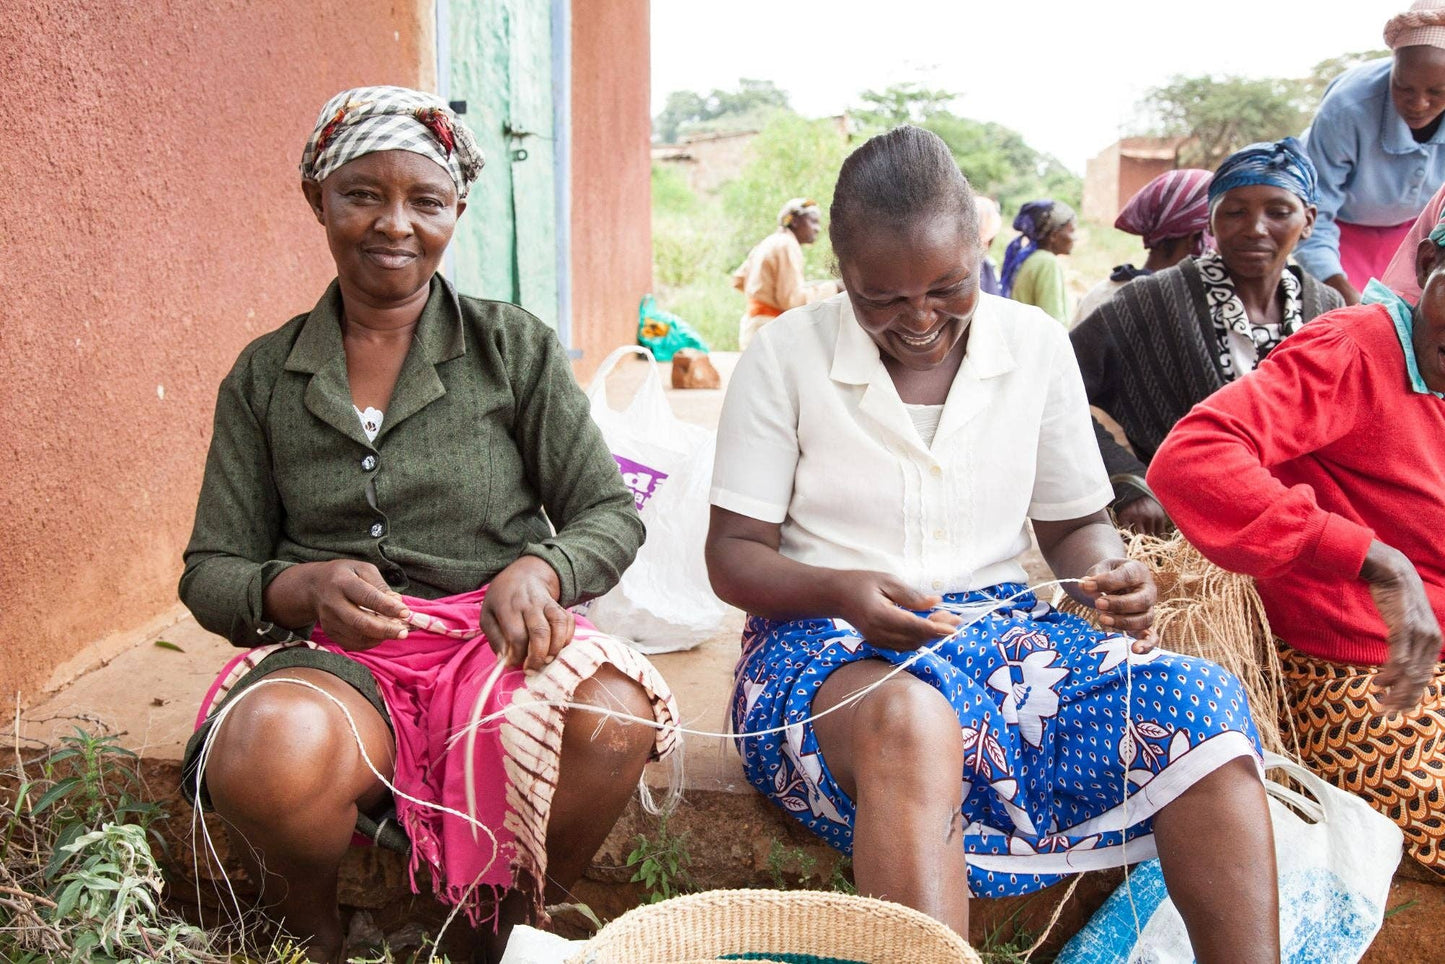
[710,292,1113,594]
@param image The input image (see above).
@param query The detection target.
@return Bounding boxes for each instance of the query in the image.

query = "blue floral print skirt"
[731,584,1262,898]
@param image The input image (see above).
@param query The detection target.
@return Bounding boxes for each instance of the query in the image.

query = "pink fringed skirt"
[188,587,678,925]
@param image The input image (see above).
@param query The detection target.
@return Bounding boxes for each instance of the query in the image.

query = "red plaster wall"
[0,1,430,702]
[569,0,653,381]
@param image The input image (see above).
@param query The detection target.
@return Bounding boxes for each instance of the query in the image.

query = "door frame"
[435,0,575,354]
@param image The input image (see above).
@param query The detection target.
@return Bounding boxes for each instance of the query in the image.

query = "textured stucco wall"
[569,0,653,381]
[0,1,432,702]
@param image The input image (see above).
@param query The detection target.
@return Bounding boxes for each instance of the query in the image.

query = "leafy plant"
[625,813,694,903]
[764,839,817,890]
[346,939,454,964]
[0,722,209,963]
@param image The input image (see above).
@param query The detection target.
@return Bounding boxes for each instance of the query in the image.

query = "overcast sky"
[652,0,1402,172]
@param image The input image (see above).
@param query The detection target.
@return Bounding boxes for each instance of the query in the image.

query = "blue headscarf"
[1207,137,1318,210]
[1000,199,1076,297]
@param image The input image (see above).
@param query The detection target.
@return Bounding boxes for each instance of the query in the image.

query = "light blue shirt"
[1361,278,1444,397]
[1297,58,1445,283]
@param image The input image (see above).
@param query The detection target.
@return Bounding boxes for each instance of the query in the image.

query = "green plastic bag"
[638,294,709,362]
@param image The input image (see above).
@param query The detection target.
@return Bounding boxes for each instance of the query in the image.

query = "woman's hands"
[1114,495,1172,537]
[263,560,412,651]
[1361,540,1441,713]
[1081,558,1158,654]
[480,555,575,671]
[828,570,963,650]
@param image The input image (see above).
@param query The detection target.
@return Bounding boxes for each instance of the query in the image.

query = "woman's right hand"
[828,570,962,650]
[1361,541,1441,713]
[264,560,412,651]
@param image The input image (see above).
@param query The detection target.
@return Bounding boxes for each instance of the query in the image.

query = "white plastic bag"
[580,346,729,653]
[1057,752,1404,963]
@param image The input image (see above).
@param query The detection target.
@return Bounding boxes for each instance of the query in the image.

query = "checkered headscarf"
[300,86,484,199]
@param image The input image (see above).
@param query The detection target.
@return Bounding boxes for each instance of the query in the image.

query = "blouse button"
[929,465,943,477]
[369,522,385,538]
[362,454,378,471]
[933,529,945,540]
[932,579,944,590]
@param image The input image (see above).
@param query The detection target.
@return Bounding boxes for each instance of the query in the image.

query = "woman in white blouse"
[704,126,1277,961]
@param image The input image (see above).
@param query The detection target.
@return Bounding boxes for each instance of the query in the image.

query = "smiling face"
[839,214,980,372]
[1392,45,1445,132]
[302,149,465,306]
[1413,239,1445,393]
[1209,184,1315,282]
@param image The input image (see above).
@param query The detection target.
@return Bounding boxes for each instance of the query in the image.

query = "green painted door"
[447,0,559,328]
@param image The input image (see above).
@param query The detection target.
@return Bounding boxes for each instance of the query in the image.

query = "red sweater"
[1148,304,1445,666]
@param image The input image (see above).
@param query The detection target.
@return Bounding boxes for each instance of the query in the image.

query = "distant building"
[1083,136,1191,223]
[653,115,852,196]
[653,129,762,195]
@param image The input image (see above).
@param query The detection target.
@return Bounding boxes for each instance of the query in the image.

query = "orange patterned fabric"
[1278,641,1445,877]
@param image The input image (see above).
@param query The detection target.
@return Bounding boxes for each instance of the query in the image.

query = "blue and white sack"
[1057,752,1403,963]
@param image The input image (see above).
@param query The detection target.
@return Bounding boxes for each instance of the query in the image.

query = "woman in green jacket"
[178,86,677,964]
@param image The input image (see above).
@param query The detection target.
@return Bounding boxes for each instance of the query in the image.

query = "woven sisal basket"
[567,888,982,964]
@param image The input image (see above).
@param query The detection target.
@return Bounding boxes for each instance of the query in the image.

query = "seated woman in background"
[1148,217,1445,877]
[1072,168,1212,324]
[732,197,842,349]
[1070,138,1342,535]
[1001,198,1075,325]
[706,125,1278,962]
[178,86,677,964]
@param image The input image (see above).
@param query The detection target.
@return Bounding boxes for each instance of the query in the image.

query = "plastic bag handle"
[1262,752,1327,824]
[585,345,665,416]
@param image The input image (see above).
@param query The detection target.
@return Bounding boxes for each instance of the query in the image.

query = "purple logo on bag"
[613,455,669,511]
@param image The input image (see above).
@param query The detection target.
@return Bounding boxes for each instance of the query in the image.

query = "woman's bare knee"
[563,666,655,770]
[204,673,391,821]
[851,678,963,766]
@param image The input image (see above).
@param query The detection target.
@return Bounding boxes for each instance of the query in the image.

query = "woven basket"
[567,888,982,964]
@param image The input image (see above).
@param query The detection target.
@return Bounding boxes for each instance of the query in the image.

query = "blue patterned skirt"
[731,584,1262,898]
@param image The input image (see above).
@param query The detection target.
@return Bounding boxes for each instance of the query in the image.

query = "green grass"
[1063,220,1147,305]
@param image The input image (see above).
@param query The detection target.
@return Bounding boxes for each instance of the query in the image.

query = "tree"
[1302,49,1390,106]
[1142,74,1310,170]
[846,88,1082,217]
[852,82,959,127]
[654,90,710,144]
[653,79,793,143]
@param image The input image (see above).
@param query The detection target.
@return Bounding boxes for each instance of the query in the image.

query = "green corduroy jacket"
[179,275,643,647]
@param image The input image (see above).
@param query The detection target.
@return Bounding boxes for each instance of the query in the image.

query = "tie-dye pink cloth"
[196,586,677,926]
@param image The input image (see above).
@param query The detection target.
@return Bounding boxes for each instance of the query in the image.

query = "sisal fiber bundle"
[1057,531,1301,761]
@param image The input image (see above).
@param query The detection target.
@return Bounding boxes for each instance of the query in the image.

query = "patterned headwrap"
[1385,0,1445,50]
[1000,199,1076,298]
[1114,169,1213,251]
[300,86,484,199]
[1208,137,1318,211]
[778,198,821,228]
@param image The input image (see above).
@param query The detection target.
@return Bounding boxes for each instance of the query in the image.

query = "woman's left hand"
[1081,558,1157,651]
[480,556,576,671]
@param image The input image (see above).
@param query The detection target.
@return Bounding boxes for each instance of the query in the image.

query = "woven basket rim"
[569,888,983,964]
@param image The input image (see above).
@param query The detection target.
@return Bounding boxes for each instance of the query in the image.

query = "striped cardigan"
[1070,256,1343,504]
